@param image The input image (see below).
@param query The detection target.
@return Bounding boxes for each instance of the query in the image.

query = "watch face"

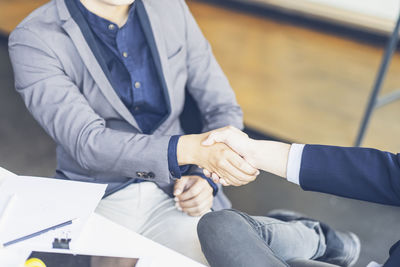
[27,252,139,267]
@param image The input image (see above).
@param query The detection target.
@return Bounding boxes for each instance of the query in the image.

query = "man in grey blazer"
[8,0,258,263]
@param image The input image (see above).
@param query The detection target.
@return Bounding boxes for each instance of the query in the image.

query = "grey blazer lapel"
[58,0,141,131]
[137,0,173,118]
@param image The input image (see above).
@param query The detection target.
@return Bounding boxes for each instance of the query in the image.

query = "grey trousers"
[95,182,208,265]
[197,209,333,267]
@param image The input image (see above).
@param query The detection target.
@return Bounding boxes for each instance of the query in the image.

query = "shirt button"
[134,82,141,89]
[108,24,115,30]
[134,106,140,112]
[122,52,128,58]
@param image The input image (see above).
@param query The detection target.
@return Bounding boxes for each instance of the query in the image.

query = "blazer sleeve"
[382,240,400,266]
[178,0,244,131]
[299,145,400,206]
[8,27,172,184]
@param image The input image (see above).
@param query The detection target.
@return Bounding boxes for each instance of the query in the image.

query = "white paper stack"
[0,168,106,250]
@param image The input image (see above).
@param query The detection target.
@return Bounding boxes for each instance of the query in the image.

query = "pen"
[0,194,16,229]
[3,218,78,248]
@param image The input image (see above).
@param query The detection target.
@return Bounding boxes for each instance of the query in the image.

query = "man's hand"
[202,126,292,181]
[177,132,259,186]
[201,126,259,185]
[202,126,258,167]
[174,175,213,217]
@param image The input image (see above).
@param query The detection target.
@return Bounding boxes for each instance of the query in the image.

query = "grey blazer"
[8,0,243,210]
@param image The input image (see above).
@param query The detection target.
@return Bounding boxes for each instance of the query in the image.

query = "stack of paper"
[0,168,106,250]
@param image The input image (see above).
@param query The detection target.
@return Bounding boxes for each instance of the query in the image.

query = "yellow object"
[24,258,46,267]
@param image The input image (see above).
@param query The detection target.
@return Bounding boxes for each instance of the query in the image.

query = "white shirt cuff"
[366,262,382,267]
[286,144,305,185]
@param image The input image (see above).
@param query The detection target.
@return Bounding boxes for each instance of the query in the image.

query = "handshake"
[177,126,291,186]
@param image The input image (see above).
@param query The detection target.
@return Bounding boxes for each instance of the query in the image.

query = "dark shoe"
[267,209,309,222]
[320,231,360,267]
[267,209,361,267]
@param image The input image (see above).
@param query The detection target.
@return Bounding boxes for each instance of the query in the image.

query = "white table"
[0,168,206,267]
[1,213,206,267]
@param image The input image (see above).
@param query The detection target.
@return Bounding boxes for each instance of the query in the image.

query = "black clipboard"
[27,252,139,267]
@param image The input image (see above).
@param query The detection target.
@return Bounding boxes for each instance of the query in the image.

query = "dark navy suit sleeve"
[167,135,190,178]
[299,145,400,206]
[167,136,218,195]
[384,240,400,266]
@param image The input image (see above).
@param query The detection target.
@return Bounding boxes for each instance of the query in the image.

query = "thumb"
[201,133,217,146]
[174,177,188,196]
[202,132,227,146]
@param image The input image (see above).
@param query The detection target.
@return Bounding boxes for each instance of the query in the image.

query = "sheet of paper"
[0,175,106,250]
[71,214,206,267]
[0,167,17,184]
[0,247,30,266]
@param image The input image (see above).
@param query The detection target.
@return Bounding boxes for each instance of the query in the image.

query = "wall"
[241,0,400,33]
[307,0,399,21]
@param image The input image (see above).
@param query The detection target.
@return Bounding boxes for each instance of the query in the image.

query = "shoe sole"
[267,209,308,221]
[346,232,361,267]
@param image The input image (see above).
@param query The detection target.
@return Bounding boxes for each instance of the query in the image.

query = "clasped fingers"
[208,147,259,186]
[175,176,213,217]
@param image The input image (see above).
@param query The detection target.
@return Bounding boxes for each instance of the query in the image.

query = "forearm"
[77,126,171,182]
[177,134,203,166]
[249,140,291,178]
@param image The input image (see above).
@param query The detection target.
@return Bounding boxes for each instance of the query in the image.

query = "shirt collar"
[75,0,136,37]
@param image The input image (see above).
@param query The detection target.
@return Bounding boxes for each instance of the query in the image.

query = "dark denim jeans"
[197,209,329,267]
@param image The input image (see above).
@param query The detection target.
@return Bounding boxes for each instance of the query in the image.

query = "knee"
[198,210,266,267]
[197,209,246,246]
[198,210,239,232]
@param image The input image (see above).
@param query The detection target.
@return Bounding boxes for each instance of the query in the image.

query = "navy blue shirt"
[76,0,217,193]
[77,1,166,134]
[75,0,186,176]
